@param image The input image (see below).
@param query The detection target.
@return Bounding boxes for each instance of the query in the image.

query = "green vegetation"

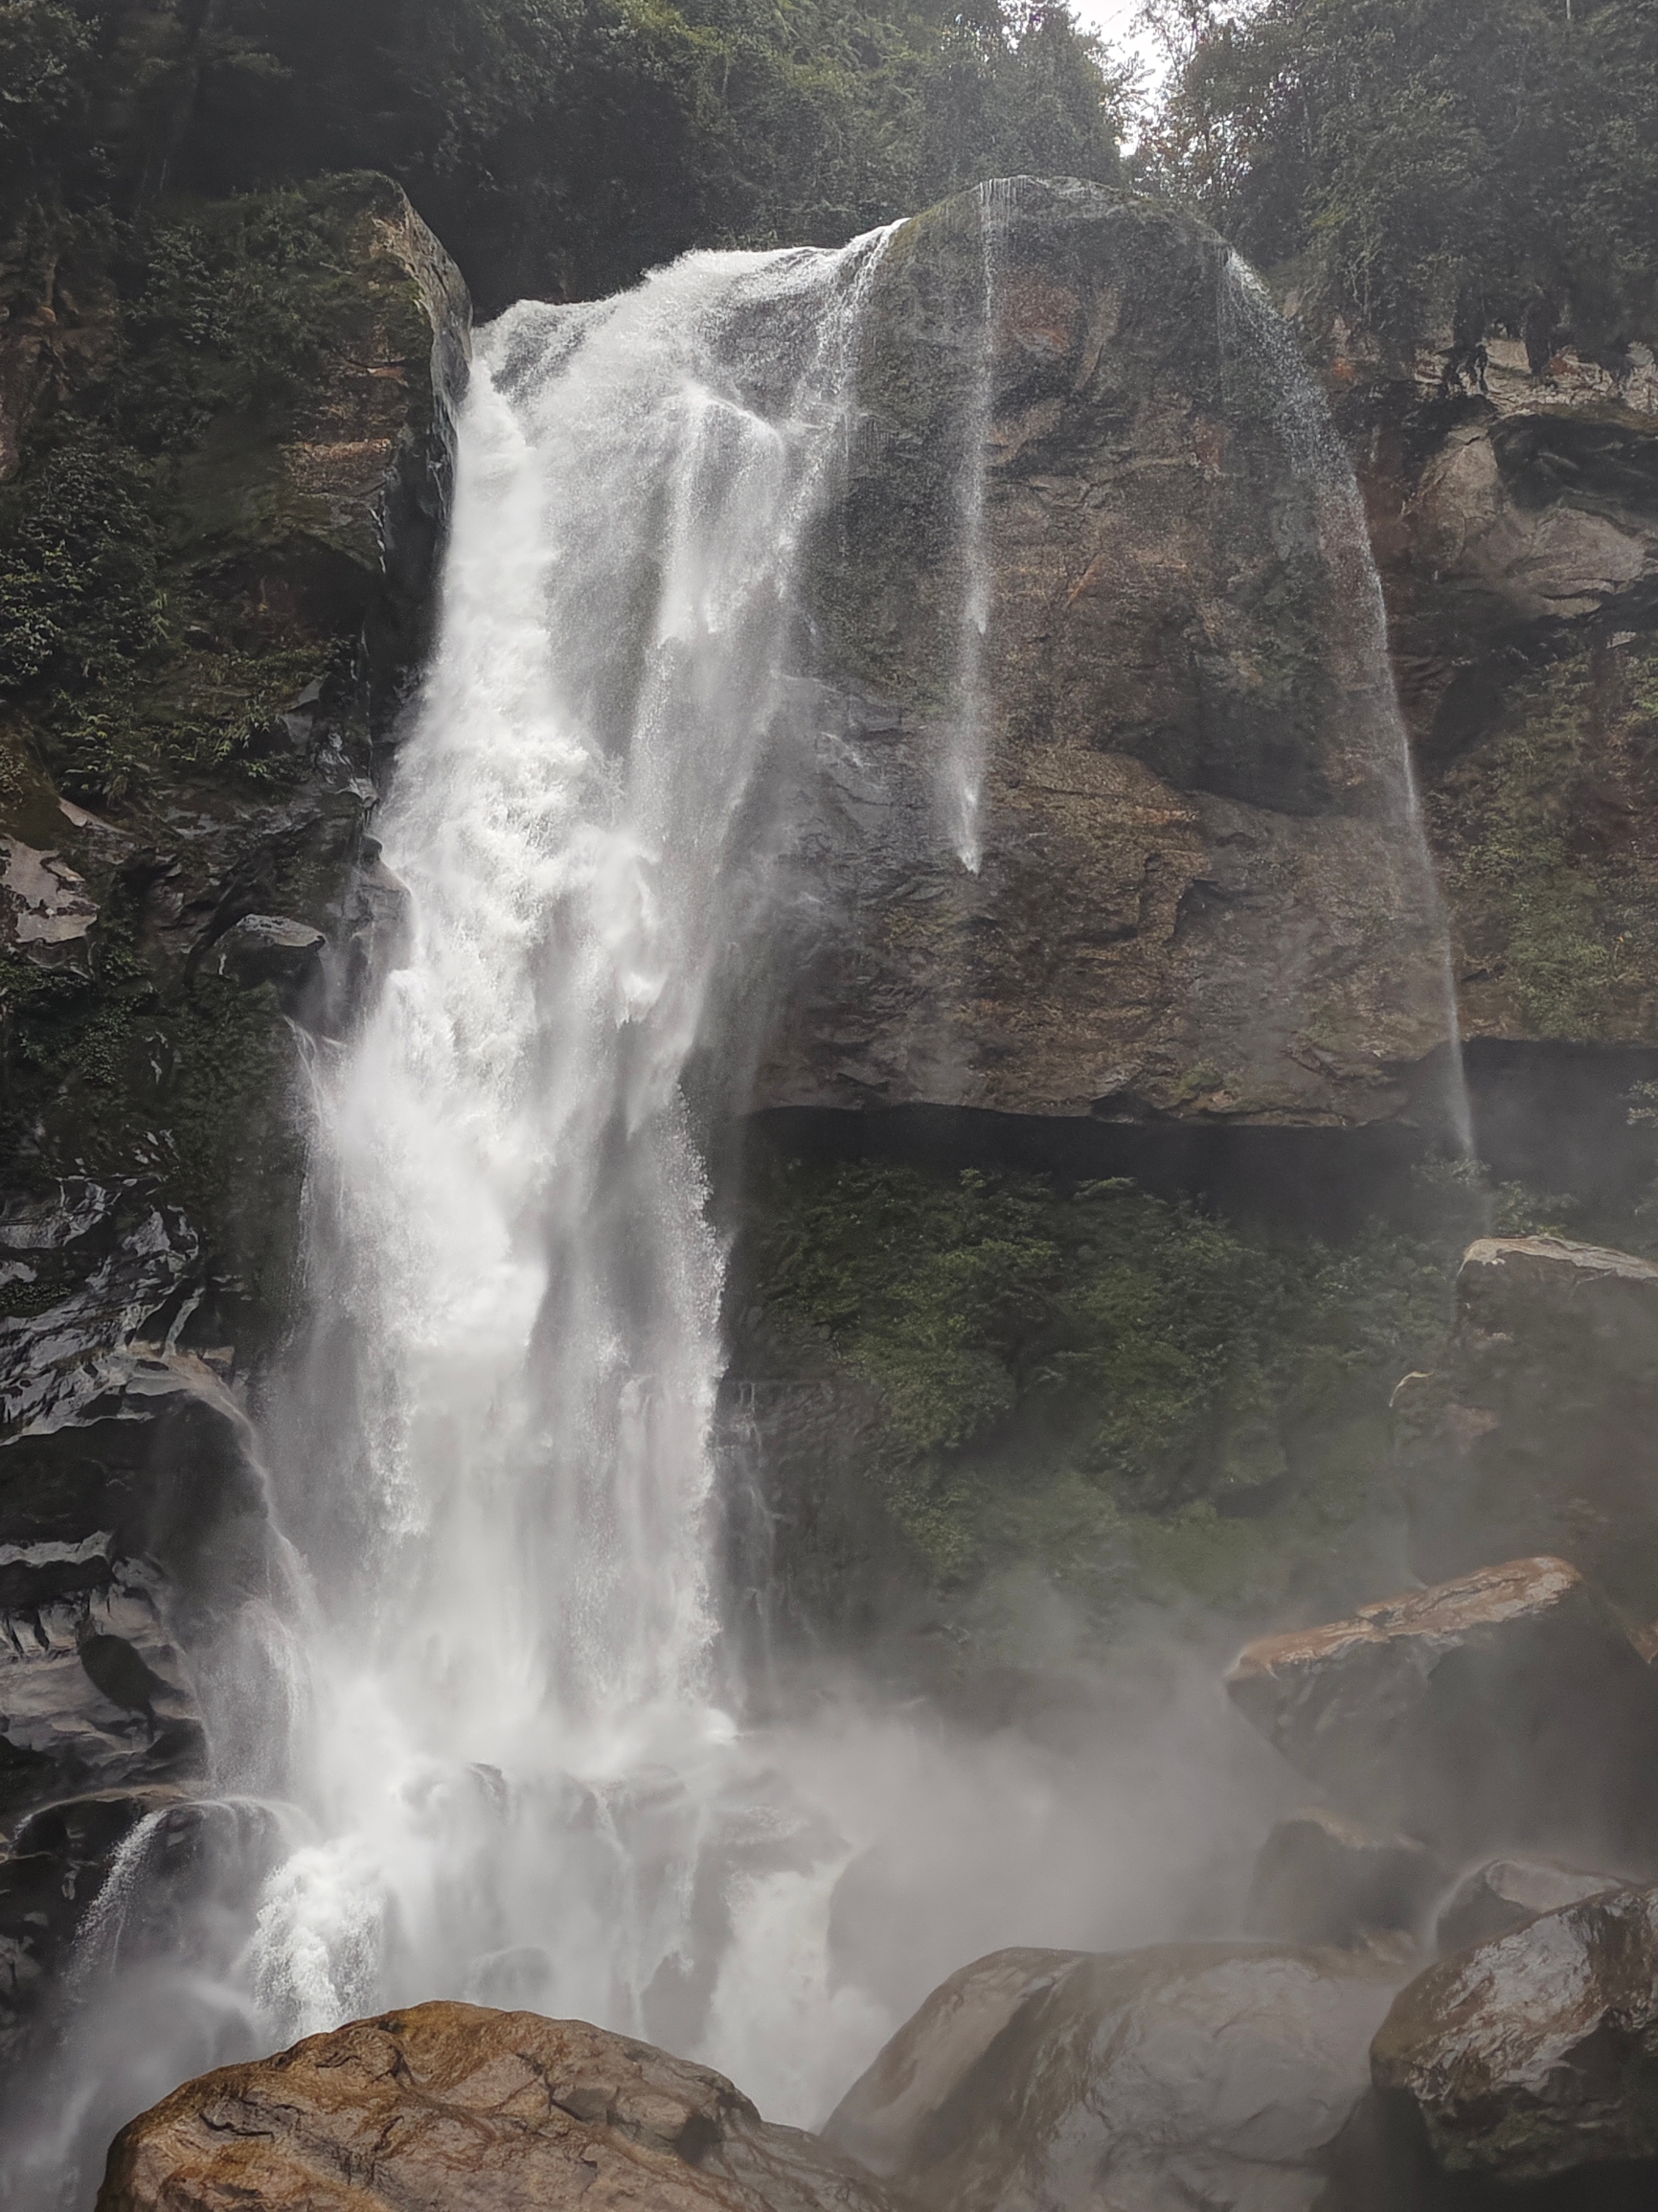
[741,1153,1519,1620]
[0,175,408,806]
[5,0,1122,313]
[1133,0,1658,362]
[1431,636,1658,1038]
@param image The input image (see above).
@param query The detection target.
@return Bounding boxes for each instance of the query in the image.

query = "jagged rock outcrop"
[1394,1236,1658,1616]
[0,172,468,2069]
[1347,333,1658,1050]
[1372,1884,1658,2204]
[825,1940,1406,2212]
[97,2002,896,2212]
[753,179,1455,1131]
[1225,1557,1658,1867]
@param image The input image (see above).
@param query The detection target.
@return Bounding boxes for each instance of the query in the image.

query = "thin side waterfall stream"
[0,194,1477,2212]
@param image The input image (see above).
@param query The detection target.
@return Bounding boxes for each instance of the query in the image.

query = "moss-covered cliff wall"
[0,96,468,2062]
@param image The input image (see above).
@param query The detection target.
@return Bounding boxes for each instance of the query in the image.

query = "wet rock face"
[824,1940,1405,2212]
[1226,1557,1658,1868]
[97,2002,896,2212]
[755,179,1453,1130]
[0,1181,285,2064]
[1372,1885,1658,2201]
[1247,1809,1442,1953]
[0,174,467,2073]
[1352,338,1658,1049]
[1434,1858,1623,1959]
[1396,1237,1658,1619]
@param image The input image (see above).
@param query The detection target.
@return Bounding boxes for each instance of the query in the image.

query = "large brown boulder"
[97,2002,894,2212]
[753,178,1455,1131]
[824,1941,1405,2212]
[1225,1557,1658,1866]
[1395,1236,1658,1618]
[1372,1885,1658,2202]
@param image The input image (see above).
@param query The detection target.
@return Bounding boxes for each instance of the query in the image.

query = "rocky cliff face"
[1350,331,1658,1048]
[751,178,1458,1132]
[0,168,469,2073]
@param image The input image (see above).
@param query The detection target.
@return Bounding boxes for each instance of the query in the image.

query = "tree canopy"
[1131,0,1658,361]
[2,0,1124,308]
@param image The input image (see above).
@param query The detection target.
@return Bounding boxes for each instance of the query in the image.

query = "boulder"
[1396,1237,1658,1619]
[1225,1557,1658,1867]
[753,178,1455,1130]
[96,2001,896,2212]
[1247,1808,1442,1952]
[824,1941,1405,2212]
[1372,1884,1658,2201]
[1434,1858,1624,1958]
[204,913,327,991]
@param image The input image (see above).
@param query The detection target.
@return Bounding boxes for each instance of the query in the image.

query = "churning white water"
[250,235,908,2067]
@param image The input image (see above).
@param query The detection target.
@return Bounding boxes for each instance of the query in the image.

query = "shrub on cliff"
[739,1156,1481,1609]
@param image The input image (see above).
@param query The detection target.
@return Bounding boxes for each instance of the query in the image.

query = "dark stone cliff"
[0,164,469,2068]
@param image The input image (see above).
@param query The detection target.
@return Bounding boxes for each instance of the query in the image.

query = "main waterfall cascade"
[2,191,1477,2210]
[257,234,910,2085]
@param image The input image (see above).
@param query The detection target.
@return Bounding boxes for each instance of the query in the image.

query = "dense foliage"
[742,1154,1517,1612]
[1134,0,1658,360]
[3,0,1122,309]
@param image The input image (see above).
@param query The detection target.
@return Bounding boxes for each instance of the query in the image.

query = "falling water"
[0,210,1485,2212]
[939,179,1013,873]
[1220,254,1475,1152]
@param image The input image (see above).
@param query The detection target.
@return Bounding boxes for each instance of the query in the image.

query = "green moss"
[1435,640,1658,1038]
[740,1154,1476,1619]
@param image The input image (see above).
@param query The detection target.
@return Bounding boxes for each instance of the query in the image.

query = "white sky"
[1069,0,1169,116]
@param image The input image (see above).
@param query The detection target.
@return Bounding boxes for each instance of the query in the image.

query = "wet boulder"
[824,1941,1405,2212]
[96,2001,896,2212]
[1396,1237,1658,1620]
[1247,1808,1442,1952]
[1433,1858,1624,1958]
[1372,1885,1658,2203]
[1225,1557,1658,1867]
[204,913,326,992]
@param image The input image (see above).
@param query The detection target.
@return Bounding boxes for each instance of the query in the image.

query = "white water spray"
[939,180,1012,874]
[245,233,913,2073]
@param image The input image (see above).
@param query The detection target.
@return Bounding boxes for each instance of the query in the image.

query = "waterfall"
[938,179,1012,874]
[1220,254,1475,1152]
[243,232,906,2076]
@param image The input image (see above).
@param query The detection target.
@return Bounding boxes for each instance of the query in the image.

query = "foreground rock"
[1226,1557,1658,1866]
[1247,1808,1441,1952]
[1395,1237,1658,1618]
[825,1941,1404,2212]
[98,2002,894,2212]
[1372,1885,1658,2201]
